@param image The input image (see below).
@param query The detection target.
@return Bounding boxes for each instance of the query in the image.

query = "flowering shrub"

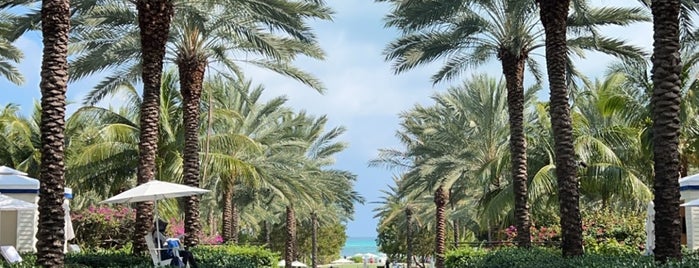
[581,209,645,255]
[502,225,561,245]
[165,218,222,245]
[71,205,135,249]
[499,209,645,254]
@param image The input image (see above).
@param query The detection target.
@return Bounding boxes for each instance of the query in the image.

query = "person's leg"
[181,250,198,268]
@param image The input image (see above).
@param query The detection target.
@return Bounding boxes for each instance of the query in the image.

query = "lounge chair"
[145,233,183,267]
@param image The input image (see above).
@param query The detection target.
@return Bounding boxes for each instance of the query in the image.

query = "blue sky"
[1,0,653,238]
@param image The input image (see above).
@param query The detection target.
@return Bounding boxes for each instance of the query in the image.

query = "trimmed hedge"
[445,247,699,268]
[0,244,275,268]
[66,250,151,267]
[191,244,277,268]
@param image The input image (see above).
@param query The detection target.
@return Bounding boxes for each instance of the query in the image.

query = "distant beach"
[341,237,379,257]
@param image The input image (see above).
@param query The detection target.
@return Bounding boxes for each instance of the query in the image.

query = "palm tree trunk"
[178,57,207,247]
[452,219,459,249]
[434,185,448,268]
[285,205,296,268]
[311,212,318,268]
[221,183,234,243]
[405,206,413,268]
[133,0,174,256]
[500,51,532,248]
[231,198,239,244]
[650,0,682,262]
[538,0,583,257]
[36,0,70,266]
[264,221,271,247]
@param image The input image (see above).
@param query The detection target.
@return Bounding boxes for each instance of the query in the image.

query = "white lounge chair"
[0,246,22,264]
[145,233,183,267]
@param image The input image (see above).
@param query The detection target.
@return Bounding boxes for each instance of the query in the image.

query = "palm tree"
[382,0,647,248]
[405,204,414,268]
[171,1,329,247]
[433,185,448,268]
[572,74,652,209]
[65,71,184,208]
[201,77,284,243]
[649,0,683,262]
[69,0,330,246]
[132,0,174,255]
[0,11,23,85]
[536,0,582,257]
[35,0,70,266]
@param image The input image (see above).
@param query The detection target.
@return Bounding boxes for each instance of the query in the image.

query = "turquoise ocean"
[340,237,379,258]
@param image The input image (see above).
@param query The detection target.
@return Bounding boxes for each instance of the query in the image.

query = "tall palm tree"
[202,77,285,243]
[170,1,329,247]
[132,0,174,255]
[649,0,683,262]
[382,0,647,248]
[536,0,582,257]
[35,0,70,266]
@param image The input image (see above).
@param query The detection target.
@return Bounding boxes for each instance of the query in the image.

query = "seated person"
[152,219,199,268]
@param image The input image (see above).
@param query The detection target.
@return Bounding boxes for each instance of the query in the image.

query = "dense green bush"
[0,250,150,268]
[582,209,646,253]
[444,247,699,268]
[498,209,646,253]
[66,250,151,267]
[191,244,277,268]
[71,205,136,249]
[0,245,275,267]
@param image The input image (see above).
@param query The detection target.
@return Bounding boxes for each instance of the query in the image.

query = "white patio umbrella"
[330,258,354,264]
[277,260,308,267]
[681,199,699,207]
[101,180,210,259]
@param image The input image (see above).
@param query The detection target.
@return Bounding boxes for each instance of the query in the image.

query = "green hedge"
[0,244,275,268]
[444,247,699,268]
[66,250,151,267]
[191,244,277,268]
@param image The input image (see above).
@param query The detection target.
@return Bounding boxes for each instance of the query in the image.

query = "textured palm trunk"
[264,221,271,246]
[221,184,234,242]
[405,206,413,268]
[133,0,173,256]
[650,0,682,262]
[311,212,318,268]
[538,0,583,257]
[500,51,532,248]
[452,219,459,248]
[231,199,239,243]
[285,206,296,268]
[434,185,448,268]
[178,57,207,247]
[36,0,70,266]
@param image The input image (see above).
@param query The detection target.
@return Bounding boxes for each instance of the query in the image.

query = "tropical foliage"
[2,0,699,266]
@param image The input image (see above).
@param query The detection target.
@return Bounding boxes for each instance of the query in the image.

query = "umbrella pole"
[155,200,161,261]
